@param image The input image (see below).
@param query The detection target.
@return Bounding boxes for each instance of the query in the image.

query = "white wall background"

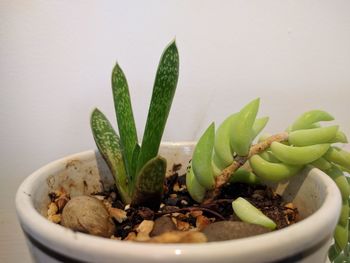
[1,1,350,262]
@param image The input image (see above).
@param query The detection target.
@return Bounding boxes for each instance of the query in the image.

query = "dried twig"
[203,132,289,204]
[156,206,225,220]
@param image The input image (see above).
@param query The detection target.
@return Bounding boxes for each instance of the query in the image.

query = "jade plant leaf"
[136,40,179,176]
[192,122,216,189]
[112,63,138,179]
[131,156,166,210]
[90,108,131,204]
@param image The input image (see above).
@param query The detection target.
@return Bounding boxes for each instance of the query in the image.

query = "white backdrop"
[1,1,350,262]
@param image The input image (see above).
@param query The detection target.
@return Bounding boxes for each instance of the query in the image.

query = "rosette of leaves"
[90,40,179,210]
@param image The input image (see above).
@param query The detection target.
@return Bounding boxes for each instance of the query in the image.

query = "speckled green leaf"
[136,40,179,175]
[112,63,138,178]
[132,156,166,210]
[130,143,140,184]
[90,108,131,204]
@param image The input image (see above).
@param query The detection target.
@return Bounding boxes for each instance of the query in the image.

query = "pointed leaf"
[137,40,179,175]
[230,98,260,156]
[290,110,334,131]
[112,63,138,178]
[192,122,215,189]
[252,116,269,140]
[90,108,131,204]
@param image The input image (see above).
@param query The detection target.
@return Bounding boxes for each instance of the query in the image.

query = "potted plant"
[16,40,349,263]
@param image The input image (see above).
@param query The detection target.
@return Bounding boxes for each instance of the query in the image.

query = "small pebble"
[61,195,115,238]
[150,216,177,237]
[135,220,154,241]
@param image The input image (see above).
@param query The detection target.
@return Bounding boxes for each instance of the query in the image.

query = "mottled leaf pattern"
[90,108,131,203]
[112,63,138,178]
[91,40,180,207]
[132,156,166,210]
[136,40,179,175]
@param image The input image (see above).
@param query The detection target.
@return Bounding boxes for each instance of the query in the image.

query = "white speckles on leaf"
[90,108,131,203]
[112,63,138,179]
[137,41,179,175]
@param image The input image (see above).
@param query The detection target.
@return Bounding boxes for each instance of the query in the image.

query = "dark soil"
[49,163,299,241]
[103,164,299,240]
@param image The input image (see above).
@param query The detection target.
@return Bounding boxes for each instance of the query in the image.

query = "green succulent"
[90,40,179,209]
[189,99,350,261]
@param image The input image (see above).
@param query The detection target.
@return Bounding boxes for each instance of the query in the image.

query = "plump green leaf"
[90,108,131,203]
[186,164,206,203]
[325,147,350,171]
[289,110,334,131]
[326,165,350,201]
[330,130,348,143]
[229,168,261,185]
[288,125,339,146]
[232,197,276,230]
[270,142,330,165]
[112,63,138,178]
[213,113,237,170]
[252,116,269,140]
[230,98,260,156]
[192,123,216,189]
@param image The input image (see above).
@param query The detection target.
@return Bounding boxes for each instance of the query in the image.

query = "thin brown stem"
[202,132,289,204]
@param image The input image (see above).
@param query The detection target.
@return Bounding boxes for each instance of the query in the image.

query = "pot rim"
[15,142,342,262]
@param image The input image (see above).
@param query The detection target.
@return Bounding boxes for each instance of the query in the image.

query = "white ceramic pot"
[16,142,341,263]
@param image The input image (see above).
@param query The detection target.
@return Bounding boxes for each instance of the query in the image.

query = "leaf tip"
[165,38,178,53]
[254,97,261,106]
[209,121,215,131]
[112,61,121,73]
[90,107,100,118]
[171,36,177,45]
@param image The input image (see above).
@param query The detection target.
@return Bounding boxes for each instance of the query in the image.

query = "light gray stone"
[150,216,177,237]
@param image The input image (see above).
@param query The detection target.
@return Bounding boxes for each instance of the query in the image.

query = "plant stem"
[203,132,289,204]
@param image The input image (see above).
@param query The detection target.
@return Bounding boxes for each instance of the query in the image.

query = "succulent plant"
[90,40,179,210]
[188,99,350,261]
[90,40,349,260]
